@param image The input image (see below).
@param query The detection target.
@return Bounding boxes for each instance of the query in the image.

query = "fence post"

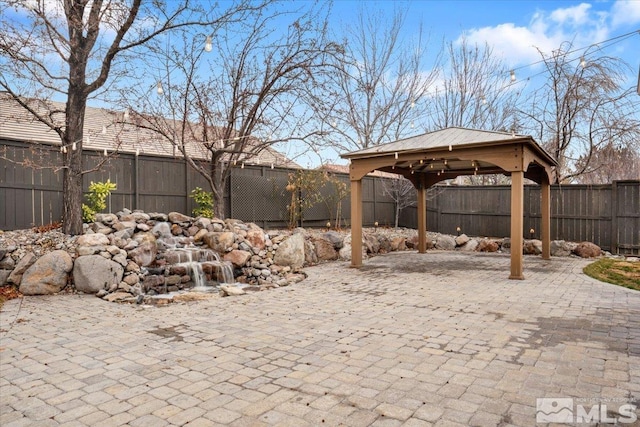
[134,152,139,210]
[611,181,618,255]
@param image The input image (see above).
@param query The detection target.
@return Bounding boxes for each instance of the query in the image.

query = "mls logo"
[536,398,574,423]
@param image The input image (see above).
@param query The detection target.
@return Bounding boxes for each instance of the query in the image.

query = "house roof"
[0,93,300,168]
[342,127,556,167]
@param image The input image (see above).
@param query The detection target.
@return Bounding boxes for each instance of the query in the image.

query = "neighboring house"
[0,93,300,169]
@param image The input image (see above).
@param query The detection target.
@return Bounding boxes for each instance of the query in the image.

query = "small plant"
[190,187,214,218]
[82,179,117,222]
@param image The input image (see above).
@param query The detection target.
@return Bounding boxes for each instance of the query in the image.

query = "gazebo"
[340,127,558,279]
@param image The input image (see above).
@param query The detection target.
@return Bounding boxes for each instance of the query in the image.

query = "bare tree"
[381,176,415,228]
[0,0,258,234]
[129,3,340,219]
[574,143,640,184]
[431,38,520,132]
[519,42,640,183]
[314,5,440,153]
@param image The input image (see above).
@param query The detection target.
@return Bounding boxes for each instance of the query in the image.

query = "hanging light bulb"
[72,142,77,151]
[241,162,245,169]
[448,144,452,151]
[156,81,164,95]
[394,152,398,159]
[411,99,415,108]
[419,159,423,164]
[270,163,274,169]
[410,121,414,129]
[103,149,107,156]
[102,125,107,135]
[62,146,67,154]
[204,35,213,52]
[123,108,130,121]
[444,159,447,165]
[135,148,140,156]
[482,96,487,104]
[580,56,586,67]
[411,170,414,174]
[510,70,516,81]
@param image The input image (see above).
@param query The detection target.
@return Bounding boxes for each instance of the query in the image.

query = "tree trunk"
[211,161,227,220]
[395,203,400,228]
[62,88,87,235]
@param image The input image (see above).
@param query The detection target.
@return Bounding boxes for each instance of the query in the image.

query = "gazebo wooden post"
[541,178,551,260]
[350,177,363,267]
[417,178,427,253]
[510,171,525,279]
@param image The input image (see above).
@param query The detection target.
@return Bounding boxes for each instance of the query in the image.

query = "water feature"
[164,247,235,291]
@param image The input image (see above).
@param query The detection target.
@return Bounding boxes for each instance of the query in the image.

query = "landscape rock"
[435,235,456,251]
[574,241,602,258]
[128,241,157,267]
[523,239,543,255]
[168,212,192,224]
[322,231,344,249]
[19,250,73,295]
[478,239,499,252]
[224,250,252,268]
[220,285,246,297]
[551,240,577,257]
[455,234,470,246]
[460,239,479,252]
[7,252,36,285]
[73,255,124,294]
[76,233,110,247]
[274,233,305,270]
[312,236,339,261]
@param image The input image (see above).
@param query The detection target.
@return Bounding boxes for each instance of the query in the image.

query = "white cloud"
[456,2,620,68]
[550,3,592,26]
[611,0,640,27]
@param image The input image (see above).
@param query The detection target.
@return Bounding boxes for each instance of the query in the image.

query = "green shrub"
[190,187,214,218]
[82,179,117,222]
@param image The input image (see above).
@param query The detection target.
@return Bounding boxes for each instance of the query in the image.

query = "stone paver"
[1,251,639,426]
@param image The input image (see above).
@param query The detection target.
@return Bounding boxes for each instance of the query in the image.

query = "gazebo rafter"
[341,127,558,279]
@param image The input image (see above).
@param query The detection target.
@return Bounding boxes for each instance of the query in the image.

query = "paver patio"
[1,251,639,426]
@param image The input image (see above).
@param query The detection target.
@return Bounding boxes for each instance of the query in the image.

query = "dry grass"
[583,258,640,291]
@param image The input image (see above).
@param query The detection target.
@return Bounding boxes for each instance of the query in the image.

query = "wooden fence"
[1,140,638,254]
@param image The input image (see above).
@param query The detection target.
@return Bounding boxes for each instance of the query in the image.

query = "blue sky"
[330,0,639,70]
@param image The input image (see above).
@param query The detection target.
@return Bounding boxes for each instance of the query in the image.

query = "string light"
[448,144,452,151]
[580,56,586,67]
[72,142,77,151]
[135,148,140,156]
[103,149,107,156]
[123,108,129,121]
[394,152,398,159]
[510,70,516,81]
[102,125,107,135]
[156,81,164,95]
[204,36,212,52]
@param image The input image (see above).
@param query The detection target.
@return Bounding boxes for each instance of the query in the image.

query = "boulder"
[7,252,36,285]
[73,255,124,294]
[551,240,577,257]
[220,284,246,297]
[245,229,266,251]
[128,241,157,267]
[0,270,10,286]
[224,250,252,268]
[168,212,193,224]
[312,236,339,261]
[573,242,602,258]
[406,235,433,250]
[95,213,118,225]
[435,235,456,251]
[18,250,73,295]
[523,239,542,255]
[363,233,380,254]
[274,233,305,270]
[455,234,470,246]
[76,233,110,247]
[460,239,479,252]
[376,235,392,254]
[204,232,236,253]
[322,231,344,249]
[390,237,407,251]
[304,240,318,265]
[478,239,499,252]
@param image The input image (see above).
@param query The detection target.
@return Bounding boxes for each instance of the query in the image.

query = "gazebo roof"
[342,127,556,166]
[341,127,558,185]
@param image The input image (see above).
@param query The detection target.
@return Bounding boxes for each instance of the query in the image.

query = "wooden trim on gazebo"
[341,127,558,280]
